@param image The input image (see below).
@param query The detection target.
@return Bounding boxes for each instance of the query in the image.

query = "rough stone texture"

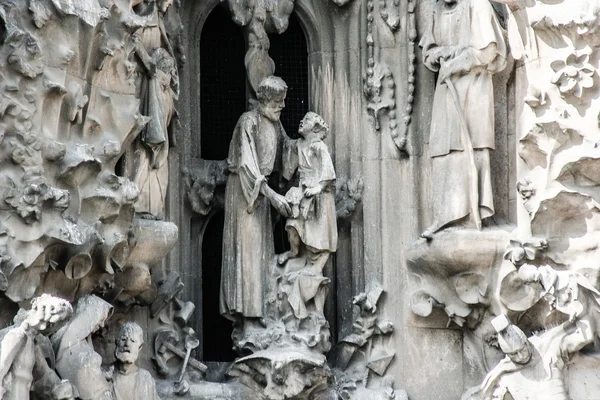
[2,0,600,399]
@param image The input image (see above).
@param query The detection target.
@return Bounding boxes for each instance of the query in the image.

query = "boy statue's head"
[298,112,329,140]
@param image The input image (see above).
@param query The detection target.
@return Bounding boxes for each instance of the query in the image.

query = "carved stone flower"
[503,239,547,267]
[550,53,595,98]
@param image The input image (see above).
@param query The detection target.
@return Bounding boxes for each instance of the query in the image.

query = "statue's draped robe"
[0,327,35,400]
[130,4,176,218]
[285,139,337,252]
[419,0,506,232]
[52,297,114,400]
[220,110,283,319]
[112,367,159,400]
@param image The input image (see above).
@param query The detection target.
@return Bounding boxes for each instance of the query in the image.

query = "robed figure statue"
[220,76,291,327]
[419,0,507,239]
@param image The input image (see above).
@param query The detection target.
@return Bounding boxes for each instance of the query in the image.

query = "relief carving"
[0,294,74,400]
[0,0,184,397]
[109,322,159,400]
[126,0,180,220]
[182,160,228,216]
[277,112,337,272]
[331,286,406,400]
[463,314,594,400]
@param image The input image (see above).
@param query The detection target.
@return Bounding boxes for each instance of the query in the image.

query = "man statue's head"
[492,314,532,365]
[115,322,144,365]
[257,76,287,122]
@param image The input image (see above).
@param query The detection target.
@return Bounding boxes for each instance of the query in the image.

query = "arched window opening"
[200,5,246,160]
[197,7,309,362]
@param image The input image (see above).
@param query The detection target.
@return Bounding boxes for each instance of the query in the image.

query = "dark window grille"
[200,5,246,160]
[269,15,309,139]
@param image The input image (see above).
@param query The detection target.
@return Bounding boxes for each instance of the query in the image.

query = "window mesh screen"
[200,5,246,160]
[269,15,309,139]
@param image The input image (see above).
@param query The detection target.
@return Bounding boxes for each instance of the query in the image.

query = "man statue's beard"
[115,350,137,364]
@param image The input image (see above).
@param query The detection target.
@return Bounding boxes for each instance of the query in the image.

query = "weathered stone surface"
[3,0,600,399]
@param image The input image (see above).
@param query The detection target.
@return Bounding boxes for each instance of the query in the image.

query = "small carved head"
[115,321,144,365]
[516,179,535,201]
[299,112,329,140]
[492,314,532,365]
[257,76,287,121]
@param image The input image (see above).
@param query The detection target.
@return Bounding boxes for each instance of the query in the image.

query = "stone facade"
[0,0,599,399]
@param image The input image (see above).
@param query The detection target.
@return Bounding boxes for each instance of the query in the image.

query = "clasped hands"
[268,186,321,218]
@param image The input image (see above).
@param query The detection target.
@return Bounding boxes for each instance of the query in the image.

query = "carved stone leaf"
[64,253,92,280]
[519,122,581,169]
[555,155,600,187]
[499,269,543,312]
[454,273,488,305]
[367,348,395,376]
[29,0,53,28]
[410,290,435,317]
[531,190,600,238]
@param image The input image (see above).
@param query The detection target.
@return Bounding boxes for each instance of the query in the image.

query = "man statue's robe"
[113,367,158,400]
[220,110,284,319]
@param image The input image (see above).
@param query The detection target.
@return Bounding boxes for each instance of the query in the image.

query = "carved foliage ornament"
[550,50,596,100]
[363,0,414,155]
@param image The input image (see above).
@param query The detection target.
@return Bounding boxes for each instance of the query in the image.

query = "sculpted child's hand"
[304,186,320,197]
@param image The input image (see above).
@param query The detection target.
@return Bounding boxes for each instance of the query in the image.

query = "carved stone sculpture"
[110,322,159,400]
[463,314,593,400]
[127,0,179,219]
[225,0,293,96]
[419,0,507,239]
[331,286,403,400]
[51,295,114,400]
[223,109,340,400]
[278,112,337,273]
[220,76,291,324]
[0,294,74,400]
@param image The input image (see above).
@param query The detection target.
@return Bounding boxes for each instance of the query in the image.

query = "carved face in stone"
[506,342,532,365]
[115,322,144,364]
[298,112,328,140]
[256,76,287,121]
[259,96,286,122]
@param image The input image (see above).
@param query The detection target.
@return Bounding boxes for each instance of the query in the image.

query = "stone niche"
[1,0,600,400]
